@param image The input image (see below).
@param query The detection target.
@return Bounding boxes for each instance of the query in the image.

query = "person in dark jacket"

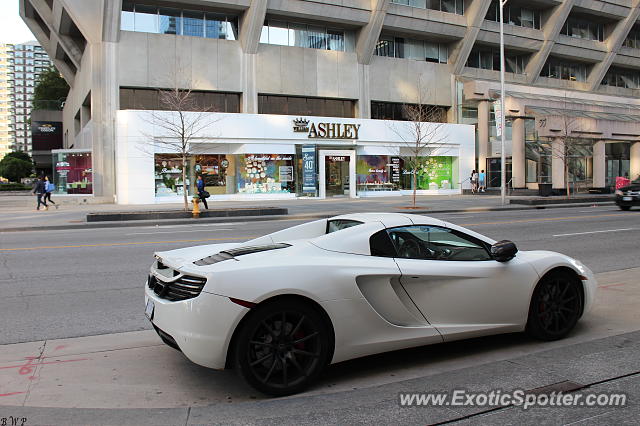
[32,177,48,211]
[196,175,208,209]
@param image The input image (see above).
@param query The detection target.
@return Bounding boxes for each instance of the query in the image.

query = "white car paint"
[144,213,597,370]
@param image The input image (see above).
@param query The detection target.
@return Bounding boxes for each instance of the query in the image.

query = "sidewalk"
[0,192,615,232]
[0,267,638,424]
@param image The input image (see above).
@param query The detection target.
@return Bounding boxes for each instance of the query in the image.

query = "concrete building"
[19,0,640,202]
[0,42,54,159]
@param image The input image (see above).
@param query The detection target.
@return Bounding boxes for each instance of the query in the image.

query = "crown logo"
[293,117,310,133]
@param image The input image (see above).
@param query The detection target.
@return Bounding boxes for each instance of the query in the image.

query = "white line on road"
[126,229,233,235]
[553,228,637,237]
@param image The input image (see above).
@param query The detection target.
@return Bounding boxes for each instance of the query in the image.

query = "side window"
[386,226,492,261]
[326,219,362,234]
[369,229,397,257]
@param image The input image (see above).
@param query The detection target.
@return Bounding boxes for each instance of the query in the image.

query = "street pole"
[499,0,507,205]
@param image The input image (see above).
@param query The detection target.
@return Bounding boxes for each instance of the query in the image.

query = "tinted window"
[387,225,492,261]
[326,219,362,234]
[369,229,397,257]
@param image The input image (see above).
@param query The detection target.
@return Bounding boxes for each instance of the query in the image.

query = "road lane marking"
[459,212,628,227]
[125,229,232,235]
[0,236,255,252]
[553,228,637,237]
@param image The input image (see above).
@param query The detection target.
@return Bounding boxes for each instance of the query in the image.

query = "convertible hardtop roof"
[329,212,442,227]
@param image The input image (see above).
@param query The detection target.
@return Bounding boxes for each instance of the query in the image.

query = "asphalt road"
[0,205,638,345]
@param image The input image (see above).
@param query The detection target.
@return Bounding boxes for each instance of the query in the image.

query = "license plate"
[623,196,632,201]
[145,298,155,321]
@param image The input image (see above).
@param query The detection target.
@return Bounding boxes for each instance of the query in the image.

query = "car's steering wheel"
[398,240,422,258]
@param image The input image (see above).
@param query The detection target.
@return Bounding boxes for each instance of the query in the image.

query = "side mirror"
[491,240,518,262]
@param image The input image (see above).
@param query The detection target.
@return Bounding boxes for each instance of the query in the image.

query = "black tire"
[526,271,582,341]
[619,205,631,211]
[233,299,331,396]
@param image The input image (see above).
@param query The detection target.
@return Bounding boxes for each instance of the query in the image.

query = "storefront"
[51,149,93,195]
[115,111,475,204]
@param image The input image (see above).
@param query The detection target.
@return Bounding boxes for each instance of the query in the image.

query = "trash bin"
[538,183,553,197]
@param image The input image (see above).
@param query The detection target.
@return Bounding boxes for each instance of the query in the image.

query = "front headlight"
[615,189,623,196]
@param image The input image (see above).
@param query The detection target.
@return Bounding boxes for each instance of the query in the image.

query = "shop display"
[52,151,93,194]
[237,154,294,194]
[400,156,453,190]
[154,154,188,197]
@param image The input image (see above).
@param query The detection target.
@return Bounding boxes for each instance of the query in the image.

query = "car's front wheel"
[526,271,582,341]
[619,205,631,211]
[233,299,331,396]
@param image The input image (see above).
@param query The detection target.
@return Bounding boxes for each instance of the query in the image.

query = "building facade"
[19,0,640,202]
[0,42,53,160]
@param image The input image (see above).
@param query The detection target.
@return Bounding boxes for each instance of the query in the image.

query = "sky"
[0,0,37,44]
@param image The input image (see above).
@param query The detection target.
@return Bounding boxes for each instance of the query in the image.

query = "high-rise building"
[0,44,12,160]
[1,42,53,156]
[19,0,640,203]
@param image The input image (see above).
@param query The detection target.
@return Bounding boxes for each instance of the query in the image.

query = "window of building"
[371,101,448,122]
[485,1,540,29]
[601,67,640,89]
[120,2,238,40]
[259,20,355,52]
[119,87,240,112]
[540,57,588,81]
[258,94,355,118]
[623,26,640,49]
[390,0,463,15]
[561,16,604,42]
[466,47,527,74]
[374,36,448,63]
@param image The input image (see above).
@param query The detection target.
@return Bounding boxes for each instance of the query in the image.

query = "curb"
[0,201,617,233]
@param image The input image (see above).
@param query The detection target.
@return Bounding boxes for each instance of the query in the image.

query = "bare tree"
[143,86,220,210]
[543,110,589,198]
[390,87,449,208]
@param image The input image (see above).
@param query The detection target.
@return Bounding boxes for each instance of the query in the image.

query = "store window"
[399,156,454,190]
[154,154,188,197]
[356,156,400,192]
[237,154,295,194]
[193,154,231,195]
[52,151,93,194]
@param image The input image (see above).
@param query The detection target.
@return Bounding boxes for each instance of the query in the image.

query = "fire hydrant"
[191,196,201,218]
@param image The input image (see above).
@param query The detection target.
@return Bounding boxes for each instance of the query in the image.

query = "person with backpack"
[32,177,48,211]
[43,176,57,208]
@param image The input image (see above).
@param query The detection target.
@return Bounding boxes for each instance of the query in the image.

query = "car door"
[385,225,538,340]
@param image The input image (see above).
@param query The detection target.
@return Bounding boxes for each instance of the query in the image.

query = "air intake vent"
[148,274,207,301]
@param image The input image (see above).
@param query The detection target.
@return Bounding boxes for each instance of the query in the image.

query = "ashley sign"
[293,118,361,140]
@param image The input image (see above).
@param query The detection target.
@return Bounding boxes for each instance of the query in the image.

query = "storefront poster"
[302,145,316,193]
[401,156,453,190]
[279,166,293,182]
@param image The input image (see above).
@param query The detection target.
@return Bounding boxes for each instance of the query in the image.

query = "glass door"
[325,155,350,197]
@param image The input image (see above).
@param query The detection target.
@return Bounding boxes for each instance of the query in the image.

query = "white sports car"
[144,213,597,395]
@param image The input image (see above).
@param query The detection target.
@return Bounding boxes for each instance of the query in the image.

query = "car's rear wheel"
[526,271,582,341]
[619,205,631,211]
[233,300,331,396]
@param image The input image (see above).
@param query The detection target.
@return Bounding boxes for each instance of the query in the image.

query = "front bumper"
[145,286,249,369]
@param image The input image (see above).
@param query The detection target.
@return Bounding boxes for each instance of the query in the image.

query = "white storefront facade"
[115,111,475,205]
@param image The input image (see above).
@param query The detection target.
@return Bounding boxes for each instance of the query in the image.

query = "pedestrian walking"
[196,175,209,209]
[32,177,48,211]
[470,170,478,193]
[479,169,486,192]
[43,176,57,208]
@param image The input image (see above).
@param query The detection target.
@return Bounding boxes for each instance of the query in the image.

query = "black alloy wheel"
[526,271,582,341]
[234,300,330,396]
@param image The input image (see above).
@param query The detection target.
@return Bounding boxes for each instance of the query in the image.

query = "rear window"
[326,219,363,234]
